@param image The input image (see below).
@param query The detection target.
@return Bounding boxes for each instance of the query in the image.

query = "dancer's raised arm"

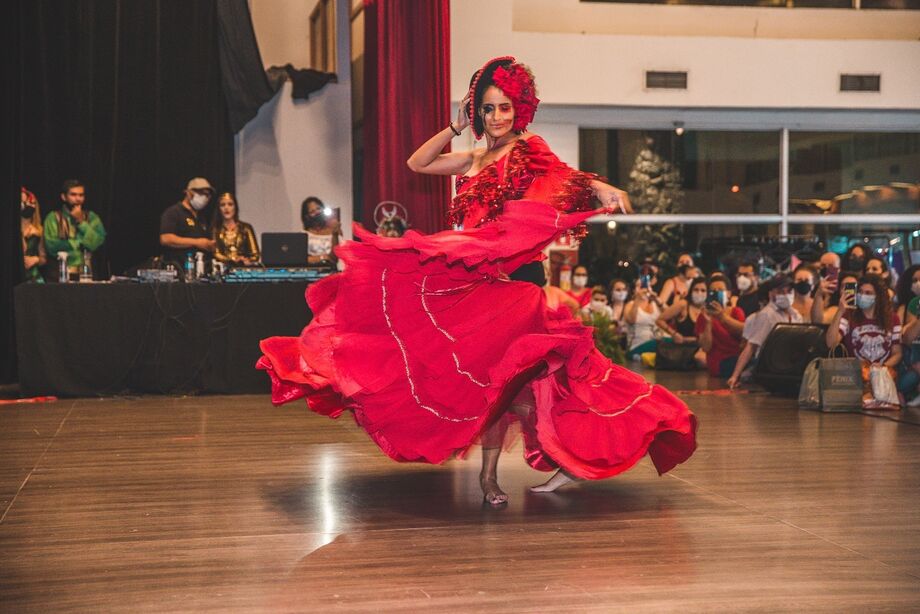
[407,94,476,176]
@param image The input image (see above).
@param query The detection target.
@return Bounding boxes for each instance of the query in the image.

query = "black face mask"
[794,280,813,296]
[303,213,324,229]
[849,257,865,271]
[21,204,36,219]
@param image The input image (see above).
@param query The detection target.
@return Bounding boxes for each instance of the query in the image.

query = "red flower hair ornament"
[468,56,540,140]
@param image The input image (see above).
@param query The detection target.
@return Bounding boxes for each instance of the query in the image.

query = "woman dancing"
[258,56,697,506]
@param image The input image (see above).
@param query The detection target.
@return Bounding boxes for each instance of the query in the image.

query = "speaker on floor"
[753,322,829,397]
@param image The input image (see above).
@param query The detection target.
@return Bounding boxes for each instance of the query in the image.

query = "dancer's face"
[480,86,515,140]
[219,197,236,220]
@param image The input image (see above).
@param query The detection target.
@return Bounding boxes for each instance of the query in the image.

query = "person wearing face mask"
[581,285,614,320]
[826,275,902,409]
[656,276,707,368]
[696,275,746,378]
[659,260,696,307]
[844,244,869,275]
[730,260,762,317]
[159,177,217,267]
[43,179,107,281]
[20,187,47,283]
[727,274,802,389]
[566,265,592,307]
[608,278,630,334]
[812,270,859,325]
[791,263,817,322]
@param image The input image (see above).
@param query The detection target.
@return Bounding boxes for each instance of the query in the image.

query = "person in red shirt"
[696,274,746,378]
[566,265,592,307]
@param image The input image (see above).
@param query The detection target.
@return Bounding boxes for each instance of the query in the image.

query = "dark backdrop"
[3,0,236,384]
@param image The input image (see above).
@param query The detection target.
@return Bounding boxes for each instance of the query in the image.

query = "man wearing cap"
[159,177,217,266]
[727,274,803,389]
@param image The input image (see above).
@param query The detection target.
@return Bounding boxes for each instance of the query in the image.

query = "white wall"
[235,0,354,241]
[451,0,920,111]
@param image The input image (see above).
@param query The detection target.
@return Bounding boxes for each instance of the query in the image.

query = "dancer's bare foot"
[529,469,577,493]
[480,474,508,506]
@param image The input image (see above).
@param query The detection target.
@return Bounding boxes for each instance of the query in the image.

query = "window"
[310,0,336,73]
[788,132,920,215]
[580,128,781,215]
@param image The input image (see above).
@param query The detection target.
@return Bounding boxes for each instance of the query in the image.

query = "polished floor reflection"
[2,371,920,612]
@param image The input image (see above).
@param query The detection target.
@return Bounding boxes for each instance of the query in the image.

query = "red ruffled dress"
[257,136,697,480]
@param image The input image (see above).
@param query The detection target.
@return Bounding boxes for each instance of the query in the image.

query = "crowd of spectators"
[559,246,920,409]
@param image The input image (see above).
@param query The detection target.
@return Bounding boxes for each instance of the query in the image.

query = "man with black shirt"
[159,177,217,266]
[732,260,762,317]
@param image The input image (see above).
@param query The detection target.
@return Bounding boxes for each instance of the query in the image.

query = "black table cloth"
[14,282,313,396]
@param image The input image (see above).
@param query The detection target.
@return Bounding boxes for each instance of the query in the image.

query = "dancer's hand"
[455,94,470,132]
[595,184,632,214]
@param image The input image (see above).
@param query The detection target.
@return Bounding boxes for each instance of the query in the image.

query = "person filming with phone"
[697,274,746,378]
[624,265,665,359]
[826,274,902,409]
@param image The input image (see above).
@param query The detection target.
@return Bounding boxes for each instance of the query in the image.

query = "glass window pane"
[788,132,920,215]
[580,222,780,279]
[580,129,781,215]
[788,223,920,272]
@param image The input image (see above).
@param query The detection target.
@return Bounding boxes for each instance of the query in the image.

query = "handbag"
[655,340,698,371]
[797,357,821,410]
[866,364,899,409]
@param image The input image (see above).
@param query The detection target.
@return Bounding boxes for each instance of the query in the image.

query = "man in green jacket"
[43,179,106,279]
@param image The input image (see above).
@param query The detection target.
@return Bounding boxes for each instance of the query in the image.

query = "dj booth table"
[14,281,314,397]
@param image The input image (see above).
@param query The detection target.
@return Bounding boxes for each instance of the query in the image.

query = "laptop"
[261,232,308,267]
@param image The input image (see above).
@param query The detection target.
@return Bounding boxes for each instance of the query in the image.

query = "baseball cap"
[186,177,214,191]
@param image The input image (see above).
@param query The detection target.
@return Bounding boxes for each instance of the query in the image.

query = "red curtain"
[362,0,451,235]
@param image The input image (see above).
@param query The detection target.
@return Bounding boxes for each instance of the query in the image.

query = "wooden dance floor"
[2,370,920,612]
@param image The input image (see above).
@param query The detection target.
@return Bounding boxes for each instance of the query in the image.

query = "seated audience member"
[864,256,896,299]
[160,177,216,267]
[377,217,407,238]
[624,267,664,359]
[894,266,920,405]
[20,187,47,283]
[43,179,106,280]
[727,274,802,389]
[657,276,707,369]
[844,243,869,273]
[819,250,841,274]
[697,274,746,378]
[301,196,341,265]
[812,270,859,325]
[826,274,902,409]
[792,263,817,322]
[731,259,762,317]
[566,265,592,307]
[581,285,615,320]
[211,192,260,265]
[608,278,630,334]
[658,252,695,306]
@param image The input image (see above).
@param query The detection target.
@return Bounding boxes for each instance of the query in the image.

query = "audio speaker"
[754,323,829,397]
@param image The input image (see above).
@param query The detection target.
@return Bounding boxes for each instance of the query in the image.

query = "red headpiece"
[467,56,540,140]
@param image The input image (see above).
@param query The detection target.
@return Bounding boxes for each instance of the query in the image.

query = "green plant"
[582,312,626,365]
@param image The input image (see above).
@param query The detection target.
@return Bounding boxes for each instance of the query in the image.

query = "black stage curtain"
[4,0,236,384]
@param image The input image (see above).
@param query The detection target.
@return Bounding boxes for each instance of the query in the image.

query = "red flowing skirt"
[257,201,696,479]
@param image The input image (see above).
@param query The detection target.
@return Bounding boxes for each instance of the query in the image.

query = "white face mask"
[736,275,752,292]
[590,299,608,310]
[612,290,628,303]
[190,193,210,211]
[912,281,920,296]
[572,275,588,288]
[690,291,707,306]
[773,292,793,310]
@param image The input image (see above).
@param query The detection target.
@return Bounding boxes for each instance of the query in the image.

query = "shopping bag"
[866,364,900,410]
[797,357,821,409]
[817,355,863,412]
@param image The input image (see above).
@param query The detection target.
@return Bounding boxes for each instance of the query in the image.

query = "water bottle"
[57,251,69,283]
[185,252,195,282]
[80,249,93,283]
[195,251,206,280]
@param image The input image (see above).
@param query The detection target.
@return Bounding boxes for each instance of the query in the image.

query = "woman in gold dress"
[211,192,260,265]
